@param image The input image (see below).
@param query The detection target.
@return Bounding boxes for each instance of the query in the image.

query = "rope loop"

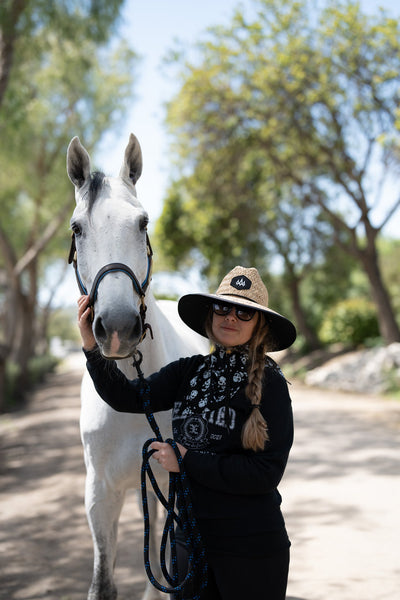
[133,353,208,599]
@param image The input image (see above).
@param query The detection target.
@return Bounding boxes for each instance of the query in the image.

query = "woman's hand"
[77,295,97,350]
[150,441,187,473]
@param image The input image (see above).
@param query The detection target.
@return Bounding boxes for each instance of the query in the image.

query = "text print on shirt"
[173,403,237,449]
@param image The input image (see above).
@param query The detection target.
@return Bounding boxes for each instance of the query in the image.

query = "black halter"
[68,232,154,343]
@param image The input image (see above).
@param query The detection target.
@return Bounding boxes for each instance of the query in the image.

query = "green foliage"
[0,34,136,228]
[0,0,136,262]
[48,307,81,344]
[4,361,21,408]
[378,237,400,316]
[3,354,59,410]
[163,0,400,245]
[27,354,59,386]
[0,0,138,400]
[300,244,364,332]
[158,0,400,344]
[319,298,380,347]
[383,365,400,397]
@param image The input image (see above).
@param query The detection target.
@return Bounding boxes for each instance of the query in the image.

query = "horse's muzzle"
[93,309,143,359]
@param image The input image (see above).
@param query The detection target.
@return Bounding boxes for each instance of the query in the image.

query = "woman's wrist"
[83,341,97,350]
[177,442,188,458]
[82,343,98,354]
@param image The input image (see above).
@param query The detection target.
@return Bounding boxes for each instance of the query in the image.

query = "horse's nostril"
[94,316,106,342]
[93,312,142,347]
[132,316,142,340]
[124,316,142,342]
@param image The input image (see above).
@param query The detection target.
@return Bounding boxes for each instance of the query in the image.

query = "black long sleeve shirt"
[84,346,293,555]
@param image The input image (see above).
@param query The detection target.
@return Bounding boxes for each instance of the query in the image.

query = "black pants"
[173,533,290,600]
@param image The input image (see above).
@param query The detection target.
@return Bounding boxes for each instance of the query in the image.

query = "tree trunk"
[314,191,400,345]
[0,343,8,412]
[360,249,400,344]
[286,273,320,351]
[13,260,38,397]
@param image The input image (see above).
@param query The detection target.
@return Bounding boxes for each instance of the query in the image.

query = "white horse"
[66,134,208,600]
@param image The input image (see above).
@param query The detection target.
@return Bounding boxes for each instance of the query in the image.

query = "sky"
[56,0,400,306]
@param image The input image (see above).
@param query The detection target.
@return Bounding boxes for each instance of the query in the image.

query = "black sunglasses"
[212,301,256,322]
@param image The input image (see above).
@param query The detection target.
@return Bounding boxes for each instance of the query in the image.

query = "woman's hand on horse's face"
[150,441,187,473]
[77,295,96,350]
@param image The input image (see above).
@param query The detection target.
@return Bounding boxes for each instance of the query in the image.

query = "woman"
[78,266,296,600]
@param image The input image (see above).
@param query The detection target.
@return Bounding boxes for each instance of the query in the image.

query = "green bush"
[4,361,21,407]
[3,354,59,411]
[28,354,59,386]
[319,298,380,347]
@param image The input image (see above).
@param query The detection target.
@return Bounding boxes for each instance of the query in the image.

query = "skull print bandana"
[172,346,249,449]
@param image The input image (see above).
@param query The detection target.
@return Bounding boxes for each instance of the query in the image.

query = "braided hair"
[242,313,270,452]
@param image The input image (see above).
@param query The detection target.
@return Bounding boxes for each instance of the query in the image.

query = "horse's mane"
[88,171,106,213]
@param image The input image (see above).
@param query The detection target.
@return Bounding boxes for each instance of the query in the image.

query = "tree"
[155,158,338,349]
[378,237,400,318]
[159,0,400,345]
[0,1,136,407]
[0,0,123,109]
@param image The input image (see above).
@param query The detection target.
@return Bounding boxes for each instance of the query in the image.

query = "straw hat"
[178,266,296,351]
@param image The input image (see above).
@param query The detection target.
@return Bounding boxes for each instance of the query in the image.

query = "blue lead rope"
[133,351,208,599]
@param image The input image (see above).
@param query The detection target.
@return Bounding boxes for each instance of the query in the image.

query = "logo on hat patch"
[231,275,252,290]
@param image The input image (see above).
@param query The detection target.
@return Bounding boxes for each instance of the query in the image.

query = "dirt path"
[0,354,146,600]
[1,354,399,600]
[281,384,400,600]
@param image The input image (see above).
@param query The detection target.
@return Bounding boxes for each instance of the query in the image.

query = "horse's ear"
[67,136,91,189]
[119,133,143,185]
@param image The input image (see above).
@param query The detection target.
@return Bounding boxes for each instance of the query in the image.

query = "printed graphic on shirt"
[180,415,209,448]
[174,404,237,448]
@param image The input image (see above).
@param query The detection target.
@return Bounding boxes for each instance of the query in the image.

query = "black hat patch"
[231,275,252,290]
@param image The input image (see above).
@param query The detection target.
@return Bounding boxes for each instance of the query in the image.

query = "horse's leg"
[85,467,125,600]
[137,490,166,600]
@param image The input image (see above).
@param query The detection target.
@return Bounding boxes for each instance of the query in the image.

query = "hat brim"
[178,293,296,351]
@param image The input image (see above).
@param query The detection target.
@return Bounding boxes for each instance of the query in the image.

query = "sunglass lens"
[212,303,255,321]
[213,303,231,316]
[236,308,255,321]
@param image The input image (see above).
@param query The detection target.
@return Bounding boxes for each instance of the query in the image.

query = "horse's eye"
[139,215,149,232]
[71,222,82,236]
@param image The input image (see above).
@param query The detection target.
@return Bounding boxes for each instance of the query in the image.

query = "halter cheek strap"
[68,234,88,296]
[68,232,154,342]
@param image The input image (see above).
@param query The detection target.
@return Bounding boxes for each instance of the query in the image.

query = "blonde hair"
[242,314,270,452]
[205,308,271,452]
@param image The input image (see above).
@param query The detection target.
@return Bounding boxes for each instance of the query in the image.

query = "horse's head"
[67,134,153,359]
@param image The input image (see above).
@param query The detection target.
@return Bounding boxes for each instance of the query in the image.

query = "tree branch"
[14,195,74,276]
[378,196,400,232]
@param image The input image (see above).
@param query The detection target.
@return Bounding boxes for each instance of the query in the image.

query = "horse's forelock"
[87,171,106,213]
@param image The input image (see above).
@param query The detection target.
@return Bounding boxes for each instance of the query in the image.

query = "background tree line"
[0,0,399,411]
[0,0,137,409]
[155,0,400,349]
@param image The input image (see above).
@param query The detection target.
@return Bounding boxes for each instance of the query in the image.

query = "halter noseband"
[68,233,154,343]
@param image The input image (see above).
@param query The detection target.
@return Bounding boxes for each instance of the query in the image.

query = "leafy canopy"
[156,0,400,284]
